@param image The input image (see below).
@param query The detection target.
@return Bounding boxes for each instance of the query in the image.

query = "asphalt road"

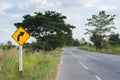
[57,47,120,80]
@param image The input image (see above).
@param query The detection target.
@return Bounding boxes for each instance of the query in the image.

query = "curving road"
[57,47,120,80]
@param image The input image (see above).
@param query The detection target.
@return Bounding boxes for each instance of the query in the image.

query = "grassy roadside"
[0,48,62,80]
[79,45,120,55]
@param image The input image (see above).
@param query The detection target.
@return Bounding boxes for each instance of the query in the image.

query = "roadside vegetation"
[79,11,120,55]
[79,44,120,55]
[0,46,62,80]
[0,11,79,79]
[85,11,116,51]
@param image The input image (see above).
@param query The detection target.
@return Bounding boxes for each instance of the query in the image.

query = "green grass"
[0,48,62,80]
[79,45,96,52]
[79,45,120,55]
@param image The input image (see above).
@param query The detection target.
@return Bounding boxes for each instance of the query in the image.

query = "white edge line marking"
[78,61,88,70]
[95,75,102,80]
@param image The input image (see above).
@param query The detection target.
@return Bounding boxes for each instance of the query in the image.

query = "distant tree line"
[0,41,16,50]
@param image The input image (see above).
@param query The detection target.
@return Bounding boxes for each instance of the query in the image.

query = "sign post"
[11,27,30,74]
[19,46,22,74]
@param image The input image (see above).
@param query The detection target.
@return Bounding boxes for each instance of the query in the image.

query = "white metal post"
[19,46,22,74]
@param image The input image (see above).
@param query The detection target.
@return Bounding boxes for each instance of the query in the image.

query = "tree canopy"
[85,11,116,50]
[14,11,75,50]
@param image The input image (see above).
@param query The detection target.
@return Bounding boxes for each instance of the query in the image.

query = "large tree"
[85,11,116,50]
[15,11,75,50]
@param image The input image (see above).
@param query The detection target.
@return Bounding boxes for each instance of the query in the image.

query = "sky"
[0,0,120,45]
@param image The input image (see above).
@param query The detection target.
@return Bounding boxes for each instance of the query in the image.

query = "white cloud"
[0,28,8,32]
[3,12,23,18]
[16,0,61,10]
[0,2,20,18]
[0,0,61,18]
[66,13,81,21]
[97,4,116,11]
[78,0,100,7]
[0,2,14,14]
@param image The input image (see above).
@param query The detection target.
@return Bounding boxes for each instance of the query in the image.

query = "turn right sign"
[11,27,30,46]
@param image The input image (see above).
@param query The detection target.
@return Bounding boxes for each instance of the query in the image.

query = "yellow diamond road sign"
[12,27,30,46]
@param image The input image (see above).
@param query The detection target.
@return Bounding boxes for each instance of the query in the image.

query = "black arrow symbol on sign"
[17,32,24,41]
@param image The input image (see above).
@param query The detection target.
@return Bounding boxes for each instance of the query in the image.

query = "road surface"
[57,47,120,80]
